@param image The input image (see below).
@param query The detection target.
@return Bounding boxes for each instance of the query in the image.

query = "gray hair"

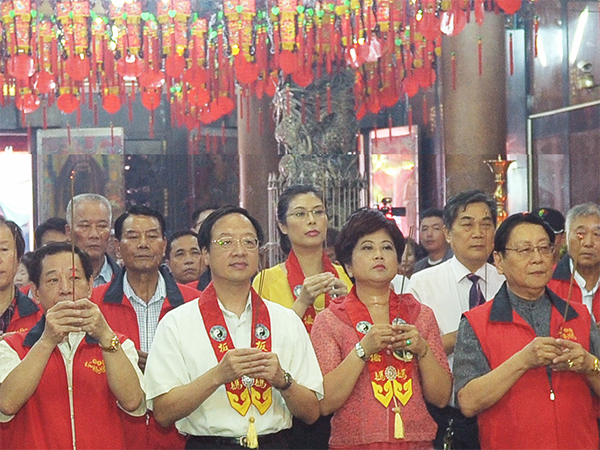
[66,193,113,225]
[565,202,600,237]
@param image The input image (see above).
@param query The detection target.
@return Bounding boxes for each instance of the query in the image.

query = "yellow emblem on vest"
[560,327,576,341]
[84,358,106,374]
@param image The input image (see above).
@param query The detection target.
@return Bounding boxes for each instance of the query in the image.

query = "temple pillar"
[238,94,280,232]
[441,13,507,197]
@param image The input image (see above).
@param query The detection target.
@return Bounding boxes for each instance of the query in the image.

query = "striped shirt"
[123,272,166,353]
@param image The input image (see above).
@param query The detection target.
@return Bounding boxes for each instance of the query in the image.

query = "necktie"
[467,273,485,309]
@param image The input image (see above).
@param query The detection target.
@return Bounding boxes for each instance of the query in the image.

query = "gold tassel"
[394,406,404,439]
[246,416,259,449]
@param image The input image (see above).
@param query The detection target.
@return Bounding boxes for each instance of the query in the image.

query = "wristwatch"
[99,334,121,353]
[355,342,369,362]
[280,372,293,391]
[591,357,600,375]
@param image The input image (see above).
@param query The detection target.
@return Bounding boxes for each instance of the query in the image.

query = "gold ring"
[568,360,574,368]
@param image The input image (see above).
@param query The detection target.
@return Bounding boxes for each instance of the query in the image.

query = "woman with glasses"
[311,208,451,449]
[253,185,352,331]
[252,184,352,449]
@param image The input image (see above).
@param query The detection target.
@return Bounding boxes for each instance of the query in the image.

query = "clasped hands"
[522,336,594,373]
[297,273,348,306]
[41,299,115,348]
[360,323,427,360]
[216,348,289,390]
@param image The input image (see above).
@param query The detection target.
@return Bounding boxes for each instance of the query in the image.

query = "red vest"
[465,286,599,450]
[6,290,41,334]
[1,324,130,450]
[91,266,200,450]
[548,255,600,322]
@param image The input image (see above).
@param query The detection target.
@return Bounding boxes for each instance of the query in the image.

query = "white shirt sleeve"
[119,338,147,417]
[0,340,22,422]
[276,309,324,400]
[144,312,189,408]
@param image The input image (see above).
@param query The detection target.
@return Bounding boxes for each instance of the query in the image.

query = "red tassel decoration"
[246,92,250,130]
[388,113,392,142]
[451,52,457,91]
[478,38,483,76]
[509,33,514,76]
[221,121,226,146]
[43,104,48,129]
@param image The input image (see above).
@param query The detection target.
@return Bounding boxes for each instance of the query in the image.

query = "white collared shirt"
[123,272,166,353]
[94,256,115,288]
[144,294,324,437]
[572,260,600,318]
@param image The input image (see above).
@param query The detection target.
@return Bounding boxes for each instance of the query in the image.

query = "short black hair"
[0,217,25,260]
[191,205,220,227]
[28,242,93,287]
[166,230,198,258]
[20,251,34,269]
[197,206,264,250]
[420,208,444,221]
[494,213,555,255]
[34,217,67,249]
[277,185,325,255]
[335,208,405,281]
[114,205,166,241]
[443,190,497,230]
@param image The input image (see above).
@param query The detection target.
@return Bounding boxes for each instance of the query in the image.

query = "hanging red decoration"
[0,0,528,128]
[57,92,79,114]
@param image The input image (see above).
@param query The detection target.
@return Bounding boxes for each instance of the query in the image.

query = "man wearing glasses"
[548,203,600,324]
[454,212,600,449]
[144,205,323,449]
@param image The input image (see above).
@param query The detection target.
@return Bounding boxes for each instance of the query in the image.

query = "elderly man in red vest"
[454,213,600,450]
[0,242,145,450]
[548,203,600,323]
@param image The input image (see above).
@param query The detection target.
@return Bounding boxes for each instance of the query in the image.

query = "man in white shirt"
[66,194,119,287]
[407,190,505,450]
[548,203,600,323]
[0,242,144,450]
[145,205,323,449]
